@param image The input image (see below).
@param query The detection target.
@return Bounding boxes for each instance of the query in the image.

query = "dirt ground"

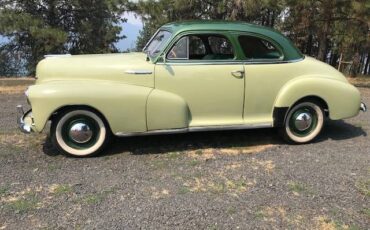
[0,79,369,229]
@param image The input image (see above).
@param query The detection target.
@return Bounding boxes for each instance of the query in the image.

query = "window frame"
[235,32,285,63]
[143,29,173,60]
[162,31,239,64]
[167,36,190,60]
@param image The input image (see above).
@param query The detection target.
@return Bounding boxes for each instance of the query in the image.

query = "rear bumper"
[16,105,34,134]
[360,102,367,112]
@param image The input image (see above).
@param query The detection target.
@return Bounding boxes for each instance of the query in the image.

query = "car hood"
[35,52,154,88]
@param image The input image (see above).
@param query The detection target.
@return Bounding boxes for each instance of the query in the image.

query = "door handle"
[231,70,244,78]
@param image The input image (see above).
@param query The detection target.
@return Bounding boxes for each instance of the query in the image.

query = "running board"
[115,123,272,137]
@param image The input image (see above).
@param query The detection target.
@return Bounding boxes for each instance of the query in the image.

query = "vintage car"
[17,21,367,157]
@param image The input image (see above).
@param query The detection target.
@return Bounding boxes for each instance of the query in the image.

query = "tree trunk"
[317,21,329,61]
[349,52,361,78]
[364,53,370,75]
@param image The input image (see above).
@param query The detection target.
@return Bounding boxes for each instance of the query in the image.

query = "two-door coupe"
[17,21,367,157]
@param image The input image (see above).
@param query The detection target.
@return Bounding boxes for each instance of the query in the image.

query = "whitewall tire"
[281,102,324,143]
[51,109,110,157]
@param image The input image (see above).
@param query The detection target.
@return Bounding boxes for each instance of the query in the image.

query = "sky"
[117,12,143,51]
[0,11,143,52]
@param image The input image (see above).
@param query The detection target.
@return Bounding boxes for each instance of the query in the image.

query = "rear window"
[238,35,282,60]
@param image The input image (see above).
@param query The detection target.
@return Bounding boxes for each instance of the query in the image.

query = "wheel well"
[293,96,329,116]
[273,95,329,128]
[49,105,112,132]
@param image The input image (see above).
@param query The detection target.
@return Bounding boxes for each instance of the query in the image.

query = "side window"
[167,34,235,61]
[238,35,282,60]
[208,36,234,57]
[167,36,188,59]
[189,36,206,59]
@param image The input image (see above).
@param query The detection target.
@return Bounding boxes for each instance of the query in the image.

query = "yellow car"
[17,21,367,157]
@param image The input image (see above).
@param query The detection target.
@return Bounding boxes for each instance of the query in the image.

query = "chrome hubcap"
[294,112,313,131]
[68,123,93,144]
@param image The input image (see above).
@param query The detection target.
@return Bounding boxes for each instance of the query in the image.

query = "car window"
[167,34,235,61]
[238,35,282,60]
[167,36,189,59]
[189,36,206,58]
[144,30,172,58]
[208,36,234,56]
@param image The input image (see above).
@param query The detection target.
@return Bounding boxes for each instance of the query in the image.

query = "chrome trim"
[156,62,245,66]
[156,57,305,66]
[44,54,72,58]
[124,70,153,75]
[116,128,188,137]
[243,57,305,65]
[231,70,245,78]
[17,105,34,134]
[360,102,367,112]
[115,123,272,137]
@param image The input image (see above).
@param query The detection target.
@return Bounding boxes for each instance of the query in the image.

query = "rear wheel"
[280,102,324,143]
[51,109,110,157]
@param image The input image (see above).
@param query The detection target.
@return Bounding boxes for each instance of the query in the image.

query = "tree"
[0,0,128,75]
[134,0,368,76]
[134,0,284,50]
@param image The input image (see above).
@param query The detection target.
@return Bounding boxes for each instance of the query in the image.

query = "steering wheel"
[170,50,177,58]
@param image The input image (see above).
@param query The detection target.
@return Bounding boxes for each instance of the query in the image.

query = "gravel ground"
[0,87,369,229]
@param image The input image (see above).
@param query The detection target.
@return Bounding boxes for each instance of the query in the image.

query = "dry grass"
[347,75,370,88]
[0,77,35,94]
[187,144,275,160]
[0,132,46,150]
[0,85,29,94]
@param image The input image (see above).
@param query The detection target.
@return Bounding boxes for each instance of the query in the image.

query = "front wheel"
[280,102,325,143]
[51,109,110,157]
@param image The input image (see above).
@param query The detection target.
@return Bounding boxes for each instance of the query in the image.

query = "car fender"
[28,80,152,133]
[274,75,361,120]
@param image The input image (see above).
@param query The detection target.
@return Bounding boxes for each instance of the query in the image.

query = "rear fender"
[274,76,361,120]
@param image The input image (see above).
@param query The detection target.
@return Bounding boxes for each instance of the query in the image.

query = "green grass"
[189,159,200,167]
[53,184,73,196]
[78,188,116,205]
[178,186,191,194]
[254,210,265,219]
[0,186,9,196]
[287,181,313,194]
[360,208,370,218]
[226,206,237,215]
[167,151,182,159]
[355,179,370,197]
[6,193,39,213]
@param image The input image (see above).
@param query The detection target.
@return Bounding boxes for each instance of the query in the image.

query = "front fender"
[274,76,361,120]
[146,89,190,130]
[28,80,152,133]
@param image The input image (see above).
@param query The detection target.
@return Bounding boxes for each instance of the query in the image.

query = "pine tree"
[0,0,128,75]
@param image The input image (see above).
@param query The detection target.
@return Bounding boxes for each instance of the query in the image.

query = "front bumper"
[17,105,34,134]
[360,102,367,112]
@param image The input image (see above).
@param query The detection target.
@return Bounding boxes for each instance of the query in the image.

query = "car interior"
[167,33,282,61]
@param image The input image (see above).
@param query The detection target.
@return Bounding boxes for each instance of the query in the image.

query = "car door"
[154,32,245,127]
[237,34,293,125]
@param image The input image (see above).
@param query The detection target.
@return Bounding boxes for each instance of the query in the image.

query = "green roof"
[161,21,303,61]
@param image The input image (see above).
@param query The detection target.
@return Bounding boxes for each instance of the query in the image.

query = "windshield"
[144,30,172,58]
